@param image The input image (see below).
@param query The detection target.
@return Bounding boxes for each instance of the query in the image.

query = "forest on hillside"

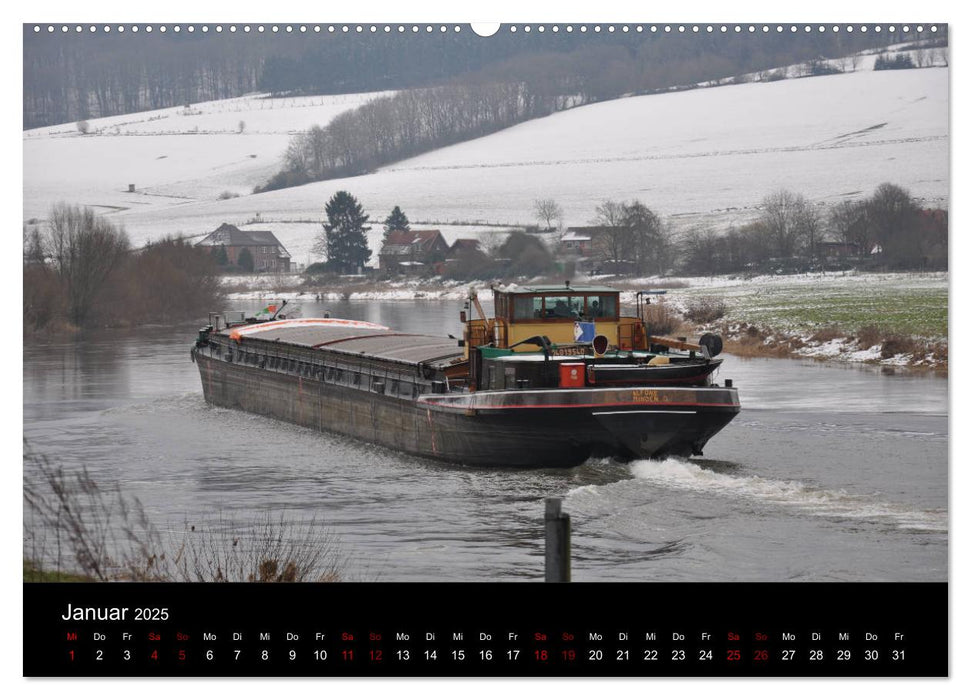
[23,24,941,129]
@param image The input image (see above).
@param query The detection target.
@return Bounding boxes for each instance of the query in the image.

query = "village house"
[378,229,450,274]
[196,223,291,273]
[447,238,481,258]
[560,228,596,256]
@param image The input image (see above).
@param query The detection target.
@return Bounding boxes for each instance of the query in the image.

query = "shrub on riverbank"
[24,205,224,333]
[709,319,947,372]
[641,300,683,336]
[683,296,728,324]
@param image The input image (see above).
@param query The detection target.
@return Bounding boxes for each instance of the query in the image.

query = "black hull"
[195,352,739,468]
[589,359,722,386]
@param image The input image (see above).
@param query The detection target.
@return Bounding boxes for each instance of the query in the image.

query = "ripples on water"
[568,459,948,534]
[22,303,948,582]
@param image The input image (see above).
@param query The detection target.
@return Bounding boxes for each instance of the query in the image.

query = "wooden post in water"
[545,497,571,582]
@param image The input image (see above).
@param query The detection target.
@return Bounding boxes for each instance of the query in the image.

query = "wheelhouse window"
[585,295,617,319]
[513,295,544,320]
[543,296,582,318]
[507,292,619,321]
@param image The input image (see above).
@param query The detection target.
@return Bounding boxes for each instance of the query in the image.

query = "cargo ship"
[191,285,740,468]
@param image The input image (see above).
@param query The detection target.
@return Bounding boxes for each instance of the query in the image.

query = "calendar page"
[22,17,949,679]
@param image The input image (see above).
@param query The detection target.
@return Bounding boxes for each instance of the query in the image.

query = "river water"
[23,300,948,582]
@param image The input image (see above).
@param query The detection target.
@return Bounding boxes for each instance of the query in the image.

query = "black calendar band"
[24,582,947,677]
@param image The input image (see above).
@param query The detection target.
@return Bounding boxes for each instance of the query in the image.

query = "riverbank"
[221,270,948,373]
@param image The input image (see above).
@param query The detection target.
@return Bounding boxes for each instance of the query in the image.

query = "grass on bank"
[24,560,94,582]
[713,288,947,339]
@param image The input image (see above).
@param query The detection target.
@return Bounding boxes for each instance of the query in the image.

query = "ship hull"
[195,352,739,468]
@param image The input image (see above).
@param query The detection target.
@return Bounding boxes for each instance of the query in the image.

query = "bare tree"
[45,203,129,327]
[829,200,873,257]
[533,198,563,231]
[799,202,823,265]
[681,226,722,277]
[760,190,809,259]
[592,199,632,272]
[23,223,45,265]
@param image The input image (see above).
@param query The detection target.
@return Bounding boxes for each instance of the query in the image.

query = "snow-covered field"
[23,92,386,231]
[24,64,948,269]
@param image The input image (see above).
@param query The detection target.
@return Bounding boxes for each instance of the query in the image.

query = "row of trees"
[262,77,575,190]
[680,183,947,275]
[24,31,267,129]
[306,183,945,282]
[24,204,223,332]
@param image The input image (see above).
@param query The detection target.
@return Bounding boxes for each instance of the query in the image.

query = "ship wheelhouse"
[466,284,647,353]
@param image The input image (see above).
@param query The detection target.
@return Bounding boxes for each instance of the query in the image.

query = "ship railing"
[212,341,434,400]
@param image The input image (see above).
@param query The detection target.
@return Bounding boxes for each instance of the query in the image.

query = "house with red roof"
[378,229,449,274]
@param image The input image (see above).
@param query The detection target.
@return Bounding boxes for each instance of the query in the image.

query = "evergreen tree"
[383,206,410,235]
[237,247,254,272]
[210,244,229,267]
[316,191,372,274]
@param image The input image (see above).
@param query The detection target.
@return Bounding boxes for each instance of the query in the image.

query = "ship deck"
[219,319,464,367]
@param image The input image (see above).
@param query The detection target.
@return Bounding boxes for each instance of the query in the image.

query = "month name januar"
[61,603,129,621]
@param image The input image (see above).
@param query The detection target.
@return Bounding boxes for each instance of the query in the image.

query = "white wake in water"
[612,458,947,532]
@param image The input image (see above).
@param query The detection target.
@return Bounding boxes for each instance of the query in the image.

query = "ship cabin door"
[493,289,621,350]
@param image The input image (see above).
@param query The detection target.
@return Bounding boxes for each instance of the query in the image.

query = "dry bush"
[880,335,919,359]
[641,301,682,336]
[856,325,883,349]
[173,513,345,583]
[810,326,844,343]
[723,336,792,359]
[929,341,948,363]
[23,264,68,332]
[683,296,728,324]
[24,445,345,583]
[94,237,224,326]
[23,446,164,581]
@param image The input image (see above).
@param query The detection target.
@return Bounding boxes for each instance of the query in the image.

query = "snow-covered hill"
[23,66,948,267]
[23,91,386,223]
